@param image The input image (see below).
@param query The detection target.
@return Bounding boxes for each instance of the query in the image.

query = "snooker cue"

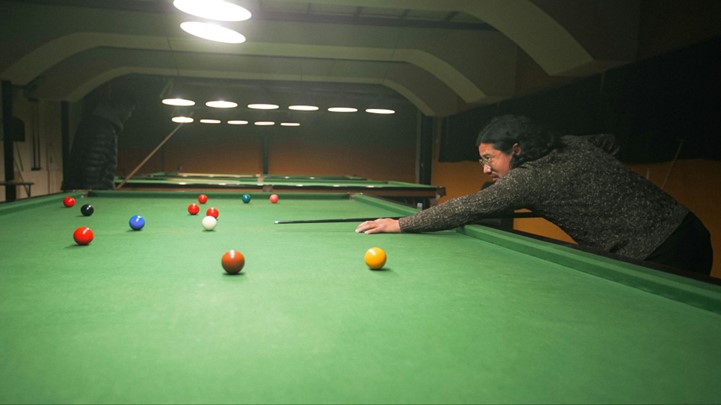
[660,138,684,190]
[274,212,540,224]
[115,121,188,190]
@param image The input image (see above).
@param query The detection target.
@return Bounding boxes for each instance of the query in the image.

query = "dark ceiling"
[1,0,644,117]
[18,0,493,30]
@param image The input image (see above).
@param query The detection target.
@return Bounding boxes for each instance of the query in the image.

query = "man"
[356,114,713,276]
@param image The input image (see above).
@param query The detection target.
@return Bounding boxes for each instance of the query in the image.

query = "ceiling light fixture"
[180,21,246,44]
[281,122,301,127]
[365,108,396,115]
[328,107,358,113]
[200,119,222,124]
[227,120,249,125]
[173,0,252,22]
[206,100,238,108]
[248,103,280,110]
[162,97,196,107]
[254,121,275,126]
[288,105,319,111]
[172,116,194,123]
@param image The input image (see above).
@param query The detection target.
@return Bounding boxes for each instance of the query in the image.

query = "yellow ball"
[364,247,387,270]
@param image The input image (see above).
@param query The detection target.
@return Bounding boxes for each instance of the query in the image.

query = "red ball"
[188,203,200,215]
[222,250,245,274]
[206,207,219,218]
[63,196,75,208]
[198,194,208,204]
[73,226,94,245]
[269,194,279,204]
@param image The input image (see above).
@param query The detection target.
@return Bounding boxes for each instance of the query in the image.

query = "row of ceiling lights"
[167,102,396,127]
[167,1,397,122]
[162,98,395,114]
[171,117,302,127]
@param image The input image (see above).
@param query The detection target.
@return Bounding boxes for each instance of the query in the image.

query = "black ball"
[80,204,94,217]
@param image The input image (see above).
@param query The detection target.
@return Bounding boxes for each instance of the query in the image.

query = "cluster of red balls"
[186,193,256,274]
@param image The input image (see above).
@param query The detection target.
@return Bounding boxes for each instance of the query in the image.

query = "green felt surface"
[1,191,721,404]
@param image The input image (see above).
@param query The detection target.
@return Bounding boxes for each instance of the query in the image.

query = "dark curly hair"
[476,114,562,168]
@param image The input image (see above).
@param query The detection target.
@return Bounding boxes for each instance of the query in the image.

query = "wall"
[0,95,65,202]
[116,106,420,183]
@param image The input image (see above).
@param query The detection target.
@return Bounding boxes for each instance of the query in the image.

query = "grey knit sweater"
[399,135,689,260]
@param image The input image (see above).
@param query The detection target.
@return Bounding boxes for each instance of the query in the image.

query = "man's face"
[478,143,515,182]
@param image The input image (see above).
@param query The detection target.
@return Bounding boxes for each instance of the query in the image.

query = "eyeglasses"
[478,155,494,167]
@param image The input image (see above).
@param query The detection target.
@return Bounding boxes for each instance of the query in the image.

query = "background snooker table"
[1,191,721,404]
[113,172,446,208]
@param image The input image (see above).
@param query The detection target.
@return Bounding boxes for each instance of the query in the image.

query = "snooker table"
[114,172,445,207]
[1,190,721,404]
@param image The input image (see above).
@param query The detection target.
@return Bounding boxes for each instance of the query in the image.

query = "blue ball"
[129,215,145,231]
[242,194,251,203]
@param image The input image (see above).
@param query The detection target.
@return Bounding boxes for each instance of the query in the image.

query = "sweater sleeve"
[399,174,531,233]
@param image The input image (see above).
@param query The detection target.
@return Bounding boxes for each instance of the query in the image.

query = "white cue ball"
[202,215,217,231]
